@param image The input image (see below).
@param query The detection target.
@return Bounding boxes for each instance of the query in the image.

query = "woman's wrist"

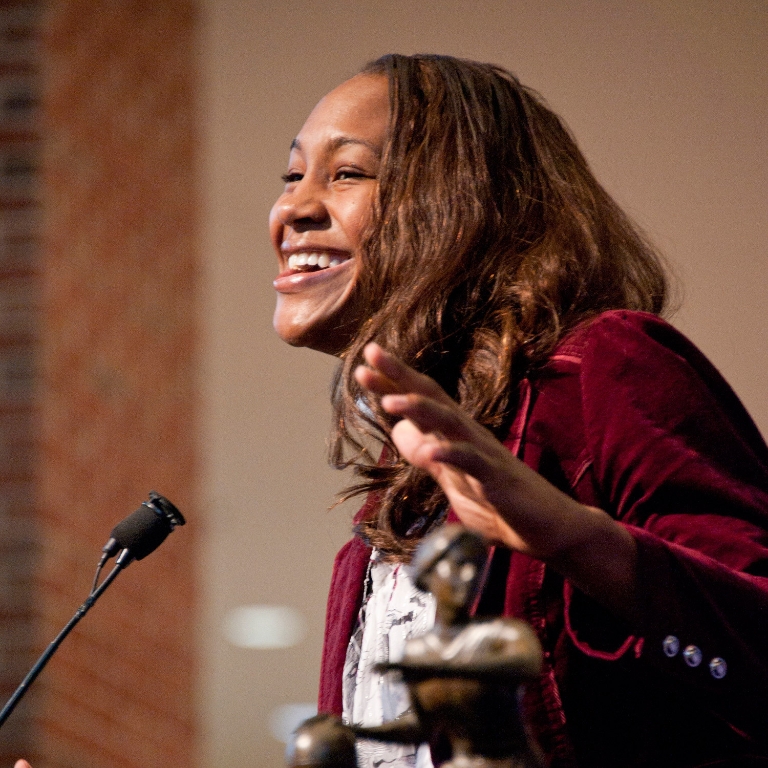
[546,505,639,622]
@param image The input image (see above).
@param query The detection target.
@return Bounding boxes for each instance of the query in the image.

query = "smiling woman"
[269,54,768,768]
[270,74,388,355]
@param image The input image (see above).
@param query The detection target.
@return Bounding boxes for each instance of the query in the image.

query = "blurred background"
[0,0,763,766]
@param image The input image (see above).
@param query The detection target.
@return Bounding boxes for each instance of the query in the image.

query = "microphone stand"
[0,549,133,730]
[0,491,184,732]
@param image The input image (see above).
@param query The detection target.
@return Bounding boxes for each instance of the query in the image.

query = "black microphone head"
[146,491,185,529]
[109,492,185,560]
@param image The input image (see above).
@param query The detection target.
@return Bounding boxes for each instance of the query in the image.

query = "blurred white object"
[224,604,306,649]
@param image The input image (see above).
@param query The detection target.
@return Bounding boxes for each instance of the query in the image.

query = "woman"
[270,54,768,767]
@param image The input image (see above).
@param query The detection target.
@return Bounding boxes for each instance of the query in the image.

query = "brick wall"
[0,1,199,765]
[0,0,41,762]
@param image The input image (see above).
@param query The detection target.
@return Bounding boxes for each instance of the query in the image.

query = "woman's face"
[270,74,389,355]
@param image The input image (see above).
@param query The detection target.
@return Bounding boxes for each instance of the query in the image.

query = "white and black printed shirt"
[342,549,436,768]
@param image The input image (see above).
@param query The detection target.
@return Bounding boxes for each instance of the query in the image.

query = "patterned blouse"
[342,549,436,768]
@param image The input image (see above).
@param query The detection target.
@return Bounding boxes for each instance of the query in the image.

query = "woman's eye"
[335,169,369,181]
[281,172,303,184]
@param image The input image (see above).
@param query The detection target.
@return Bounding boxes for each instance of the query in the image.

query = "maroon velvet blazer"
[319,311,768,767]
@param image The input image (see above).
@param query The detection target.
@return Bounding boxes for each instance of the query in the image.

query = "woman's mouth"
[286,252,348,273]
[274,250,355,293]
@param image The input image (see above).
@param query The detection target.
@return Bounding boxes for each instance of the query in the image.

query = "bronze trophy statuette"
[288,525,545,768]
[287,714,358,768]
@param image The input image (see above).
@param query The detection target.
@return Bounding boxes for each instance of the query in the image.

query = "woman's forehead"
[294,74,389,150]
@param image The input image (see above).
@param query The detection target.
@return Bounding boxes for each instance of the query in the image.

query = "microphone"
[101,490,186,563]
[0,492,186,731]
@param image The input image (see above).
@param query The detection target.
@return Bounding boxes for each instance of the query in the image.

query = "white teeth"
[286,252,347,271]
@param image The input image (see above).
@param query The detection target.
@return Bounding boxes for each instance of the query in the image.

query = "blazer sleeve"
[565,311,768,737]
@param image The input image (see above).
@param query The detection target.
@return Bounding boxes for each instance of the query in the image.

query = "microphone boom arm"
[0,555,127,729]
[0,492,185,731]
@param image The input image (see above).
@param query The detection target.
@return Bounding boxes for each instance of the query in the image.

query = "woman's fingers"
[358,343,454,404]
[389,418,445,468]
[15,761,32,768]
[428,439,507,483]
[355,344,509,476]
[382,390,509,470]
[354,363,398,396]
[389,414,505,483]
[389,420,521,546]
[355,346,632,593]
[382,393,475,441]
[355,343,554,551]
[355,342,517,481]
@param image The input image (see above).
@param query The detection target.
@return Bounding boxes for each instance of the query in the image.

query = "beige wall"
[198,1,767,765]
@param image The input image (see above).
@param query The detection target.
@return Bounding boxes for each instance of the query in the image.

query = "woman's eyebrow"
[289,136,381,157]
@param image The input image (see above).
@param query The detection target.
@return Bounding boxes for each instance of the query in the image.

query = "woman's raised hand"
[355,343,583,556]
[15,760,32,768]
[355,343,637,614]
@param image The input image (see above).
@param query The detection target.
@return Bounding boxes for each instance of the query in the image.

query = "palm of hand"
[391,416,526,551]
[357,343,581,559]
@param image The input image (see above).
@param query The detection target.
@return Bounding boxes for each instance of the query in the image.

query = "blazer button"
[709,657,727,679]
[662,635,680,657]
[683,645,702,667]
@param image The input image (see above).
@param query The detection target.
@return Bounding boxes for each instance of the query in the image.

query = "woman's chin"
[273,290,363,356]
[273,312,354,356]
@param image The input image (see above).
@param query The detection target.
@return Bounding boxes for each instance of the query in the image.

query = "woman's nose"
[276,179,329,229]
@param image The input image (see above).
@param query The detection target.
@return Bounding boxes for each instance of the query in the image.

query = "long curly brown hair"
[330,54,668,560]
